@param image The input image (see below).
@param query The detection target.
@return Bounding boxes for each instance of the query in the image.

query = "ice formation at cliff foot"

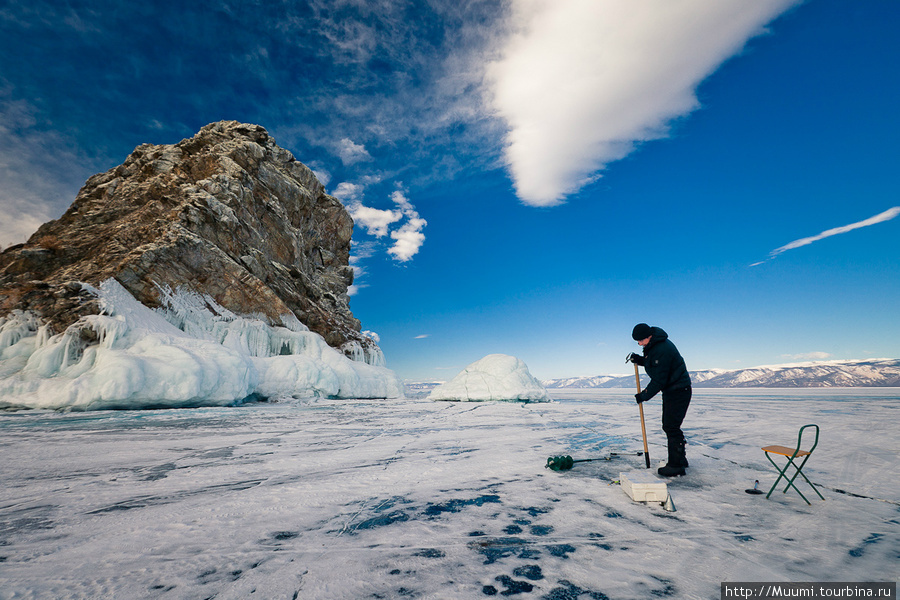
[0,279,402,410]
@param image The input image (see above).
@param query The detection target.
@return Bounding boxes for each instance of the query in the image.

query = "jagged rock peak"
[0,120,379,362]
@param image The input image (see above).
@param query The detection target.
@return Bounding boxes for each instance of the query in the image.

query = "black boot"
[658,464,685,477]
[665,438,689,469]
[677,441,689,468]
[658,439,688,476]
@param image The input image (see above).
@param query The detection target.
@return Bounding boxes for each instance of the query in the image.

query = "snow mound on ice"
[0,279,402,410]
[428,354,550,402]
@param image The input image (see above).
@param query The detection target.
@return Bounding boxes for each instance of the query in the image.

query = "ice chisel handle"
[634,362,651,469]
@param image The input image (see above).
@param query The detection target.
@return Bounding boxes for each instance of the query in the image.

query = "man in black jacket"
[627,323,692,477]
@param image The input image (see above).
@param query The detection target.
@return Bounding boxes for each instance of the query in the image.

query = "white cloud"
[312,168,331,187]
[349,204,402,238]
[414,334,430,339]
[752,206,900,266]
[332,182,363,203]
[337,137,372,166]
[0,214,44,250]
[341,187,427,295]
[349,240,377,264]
[486,0,799,206]
[770,207,900,257]
[388,217,427,262]
[0,92,94,247]
[391,190,414,212]
[387,189,427,262]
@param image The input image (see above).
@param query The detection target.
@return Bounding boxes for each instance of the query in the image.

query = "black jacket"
[636,327,691,402]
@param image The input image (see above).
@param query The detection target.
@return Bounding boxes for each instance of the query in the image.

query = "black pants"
[661,386,692,467]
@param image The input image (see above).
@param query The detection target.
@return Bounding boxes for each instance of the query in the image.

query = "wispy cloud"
[486,0,799,206]
[414,334,430,339]
[0,87,96,247]
[270,0,507,188]
[347,241,378,297]
[751,206,900,266]
[331,182,363,204]
[337,138,372,166]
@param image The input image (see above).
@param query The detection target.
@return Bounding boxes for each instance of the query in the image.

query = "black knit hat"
[632,323,652,341]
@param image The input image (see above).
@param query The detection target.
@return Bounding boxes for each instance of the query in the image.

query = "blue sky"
[1,0,898,382]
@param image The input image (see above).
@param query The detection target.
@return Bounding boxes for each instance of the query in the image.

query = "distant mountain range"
[542,359,900,388]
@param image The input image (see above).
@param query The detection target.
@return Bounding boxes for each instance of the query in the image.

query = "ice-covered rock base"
[428,354,550,402]
[0,279,402,410]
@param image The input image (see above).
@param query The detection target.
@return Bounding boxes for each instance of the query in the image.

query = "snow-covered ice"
[428,354,550,402]
[0,279,402,410]
[1,388,897,599]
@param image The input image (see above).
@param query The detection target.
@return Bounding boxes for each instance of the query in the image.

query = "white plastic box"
[620,471,669,503]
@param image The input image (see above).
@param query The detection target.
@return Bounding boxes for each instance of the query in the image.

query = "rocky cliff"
[0,121,379,362]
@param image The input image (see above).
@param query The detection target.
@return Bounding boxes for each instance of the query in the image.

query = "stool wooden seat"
[761,445,811,457]
[762,424,824,505]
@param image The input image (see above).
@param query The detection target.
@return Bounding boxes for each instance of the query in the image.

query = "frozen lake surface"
[1,389,898,599]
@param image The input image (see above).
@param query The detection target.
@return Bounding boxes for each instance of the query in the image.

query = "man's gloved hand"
[635,393,645,404]
[625,352,644,365]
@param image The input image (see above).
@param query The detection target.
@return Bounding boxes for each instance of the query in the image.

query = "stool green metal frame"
[761,424,825,505]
